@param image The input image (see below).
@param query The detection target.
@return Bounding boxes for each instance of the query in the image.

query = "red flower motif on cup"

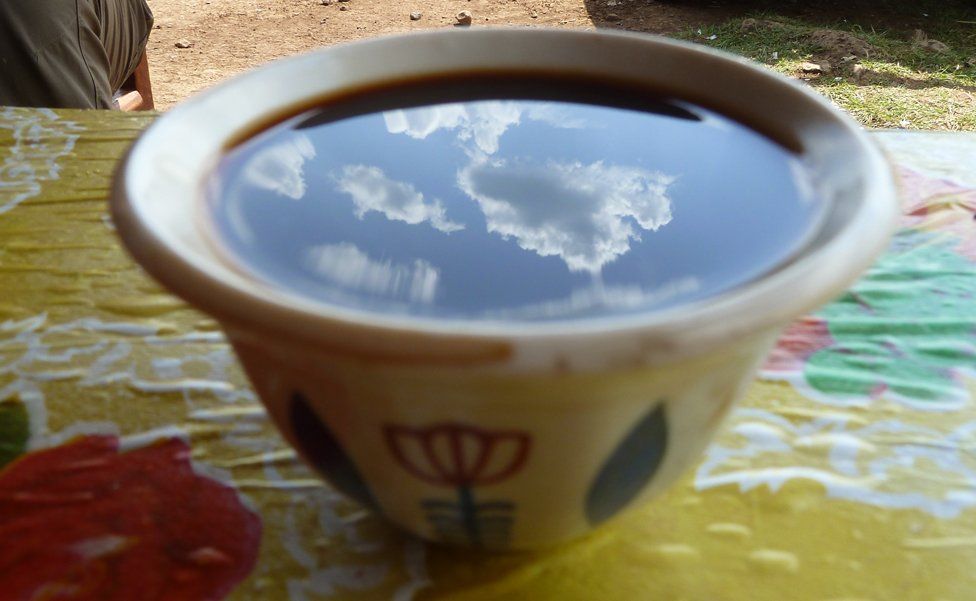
[384,423,530,487]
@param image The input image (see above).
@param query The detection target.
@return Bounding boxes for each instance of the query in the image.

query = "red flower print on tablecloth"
[762,316,835,376]
[761,167,976,406]
[0,435,261,601]
[898,167,976,261]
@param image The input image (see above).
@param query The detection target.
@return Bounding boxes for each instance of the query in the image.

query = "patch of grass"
[822,83,976,129]
[674,4,976,130]
[679,19,820,64]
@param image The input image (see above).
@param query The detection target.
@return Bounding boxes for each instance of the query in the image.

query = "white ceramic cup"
[111,28,898,549]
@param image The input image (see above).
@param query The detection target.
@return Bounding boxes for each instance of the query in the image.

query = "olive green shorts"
[0,0,154,109]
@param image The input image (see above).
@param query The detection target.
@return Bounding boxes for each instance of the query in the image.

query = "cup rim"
[110,27,898,366]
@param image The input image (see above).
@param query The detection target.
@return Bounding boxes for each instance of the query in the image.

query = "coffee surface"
[204,77,824,323]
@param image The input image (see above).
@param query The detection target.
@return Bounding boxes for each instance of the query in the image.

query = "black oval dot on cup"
[585,404,669,525]
[290,392,378,510]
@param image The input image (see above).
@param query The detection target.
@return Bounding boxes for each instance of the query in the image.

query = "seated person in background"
[0,0,154,109]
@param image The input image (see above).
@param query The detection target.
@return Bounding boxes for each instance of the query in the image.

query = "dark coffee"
[203,74,824,323]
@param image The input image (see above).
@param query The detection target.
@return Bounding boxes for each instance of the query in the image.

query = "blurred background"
[145,0,976,129]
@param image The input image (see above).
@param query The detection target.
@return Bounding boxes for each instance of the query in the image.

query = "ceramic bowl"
[110,28,897,549]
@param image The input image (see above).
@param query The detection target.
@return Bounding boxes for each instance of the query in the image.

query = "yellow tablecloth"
[2,107,976,600]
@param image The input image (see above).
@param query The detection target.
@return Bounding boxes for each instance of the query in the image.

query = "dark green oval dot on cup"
[290,392,378,510]
[585,403,669,525]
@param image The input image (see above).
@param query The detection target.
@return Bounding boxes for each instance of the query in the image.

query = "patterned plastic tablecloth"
[1,107,975,600]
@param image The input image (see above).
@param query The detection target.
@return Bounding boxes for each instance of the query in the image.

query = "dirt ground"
[144,0,958,110]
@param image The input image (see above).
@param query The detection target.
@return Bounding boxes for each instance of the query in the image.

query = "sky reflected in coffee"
[206,96,823,322]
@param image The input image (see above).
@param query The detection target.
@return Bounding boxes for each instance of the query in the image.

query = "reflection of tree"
[459,158,674,273]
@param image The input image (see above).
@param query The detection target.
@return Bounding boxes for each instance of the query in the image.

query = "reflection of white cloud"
[384,104,467,141]
[789,158,818,205]
[334,165,463,233]
[304,242,439,304]
[243,134,316,200]
[459,158,675,273]
[523,104,586,129]
[486,277,700,320]
[383,101,580,155]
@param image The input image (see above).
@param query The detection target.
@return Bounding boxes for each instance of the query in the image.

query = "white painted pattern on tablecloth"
[0,107,83,215]
[278,487,432,601]
[0,312,433,599]
[0,104,432,597]
[696,406,976,518]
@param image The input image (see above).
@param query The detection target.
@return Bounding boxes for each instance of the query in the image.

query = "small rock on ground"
[800,62,823,74]
[605,13,621,22]
[912,30,950,53]
[852,64,870,81]
[807,29,875,62]
[175,39,192,48]
[918,39,950,53]
[410,11,422,20]
[455,10,472,25]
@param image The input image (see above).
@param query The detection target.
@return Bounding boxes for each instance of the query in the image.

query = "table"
[2,106,975,600]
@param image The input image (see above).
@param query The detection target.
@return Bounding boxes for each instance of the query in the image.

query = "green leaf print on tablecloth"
[0,398,29,468]
[804,229,976,406]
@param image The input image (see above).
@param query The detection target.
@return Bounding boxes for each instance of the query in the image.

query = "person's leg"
[0,0,115,109]
[93,0,154,93]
